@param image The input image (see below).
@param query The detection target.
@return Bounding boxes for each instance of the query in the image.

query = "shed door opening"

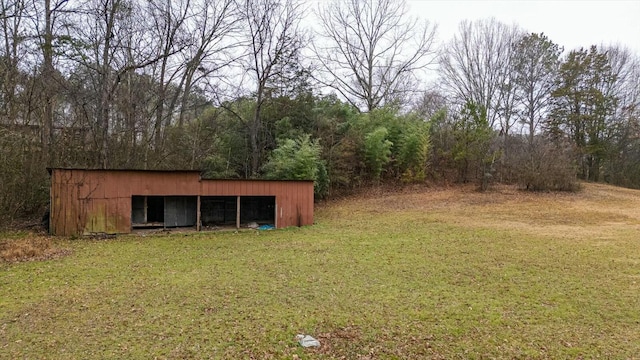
[132,195,165,228]
[200,196,275,229]
[132,196,196,229]
[131,196,146,224]
[200,196,237,227]
[164,196,197,228]
[240,196,275,226]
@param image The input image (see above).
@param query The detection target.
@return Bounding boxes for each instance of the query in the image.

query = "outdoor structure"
[48,168,314,236]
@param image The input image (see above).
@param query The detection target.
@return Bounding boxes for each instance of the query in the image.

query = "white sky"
[408,0,640,54]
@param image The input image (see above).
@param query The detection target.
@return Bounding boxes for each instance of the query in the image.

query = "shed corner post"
[49,172,53,235]
[236,195,241,229]
[274,197,278,229]
[196,195,201,231]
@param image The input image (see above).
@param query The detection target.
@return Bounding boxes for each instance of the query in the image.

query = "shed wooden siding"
[50,169,314,236]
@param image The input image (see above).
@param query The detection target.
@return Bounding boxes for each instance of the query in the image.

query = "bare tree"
[439,18,522,128]
[512,33,562,144]
[0,0,25,125]
[314,0,437,112]
[38,0,73,164]
[176,0,240,127]
[143,0,239,141]
[235,0,306,176]
[75,0,125,168]
[145,0,191,149]
[600,45,640,182]
[69,0,180,168]
[411,89,449,121]
[603,45,639,119]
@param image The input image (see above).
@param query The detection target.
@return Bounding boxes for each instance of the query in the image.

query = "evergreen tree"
[548,46,617,181]
[452,101,497,188]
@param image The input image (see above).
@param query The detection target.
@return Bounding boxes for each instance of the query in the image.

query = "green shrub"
[263,134,329,198]
[364,127,393,182]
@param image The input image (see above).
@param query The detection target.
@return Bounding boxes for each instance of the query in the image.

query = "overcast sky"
[408,0,640,54]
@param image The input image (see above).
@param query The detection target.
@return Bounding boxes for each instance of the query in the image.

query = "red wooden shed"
[48,168,314,236]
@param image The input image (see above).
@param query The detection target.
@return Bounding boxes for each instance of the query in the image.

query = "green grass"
[1,183,640,359]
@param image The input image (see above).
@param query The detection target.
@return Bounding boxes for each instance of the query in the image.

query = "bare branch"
[313,0,437,112]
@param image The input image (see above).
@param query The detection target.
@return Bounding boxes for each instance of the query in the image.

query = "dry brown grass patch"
[318,182,640,241]
[0,234,71,263]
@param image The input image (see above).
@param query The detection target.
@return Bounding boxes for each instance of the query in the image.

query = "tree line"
[0,0,638,223]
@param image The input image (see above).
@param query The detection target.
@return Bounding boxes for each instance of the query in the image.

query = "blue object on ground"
[258,224,275,230]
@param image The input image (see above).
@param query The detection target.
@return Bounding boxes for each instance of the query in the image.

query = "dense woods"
[1,0,639,224]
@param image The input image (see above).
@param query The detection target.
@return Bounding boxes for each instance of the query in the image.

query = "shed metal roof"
[46,168,314,182]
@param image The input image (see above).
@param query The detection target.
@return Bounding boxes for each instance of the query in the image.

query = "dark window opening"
[201,196,237,227]
[132,195,164,229]
[147,196,164,223]
[131,196,146,224]
[240,196,275,226]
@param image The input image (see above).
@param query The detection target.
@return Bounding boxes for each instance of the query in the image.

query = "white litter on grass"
[296,334,320,348]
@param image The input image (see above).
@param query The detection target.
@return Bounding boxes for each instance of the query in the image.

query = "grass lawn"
[1,183,639,359]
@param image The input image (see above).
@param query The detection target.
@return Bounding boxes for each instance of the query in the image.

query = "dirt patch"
[313,325,363,357]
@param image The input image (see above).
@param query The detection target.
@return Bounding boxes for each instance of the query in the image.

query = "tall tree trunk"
[43,0,54,166]
[177,58,199,128]
[250,94,262,177]
[98,0,119,169]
